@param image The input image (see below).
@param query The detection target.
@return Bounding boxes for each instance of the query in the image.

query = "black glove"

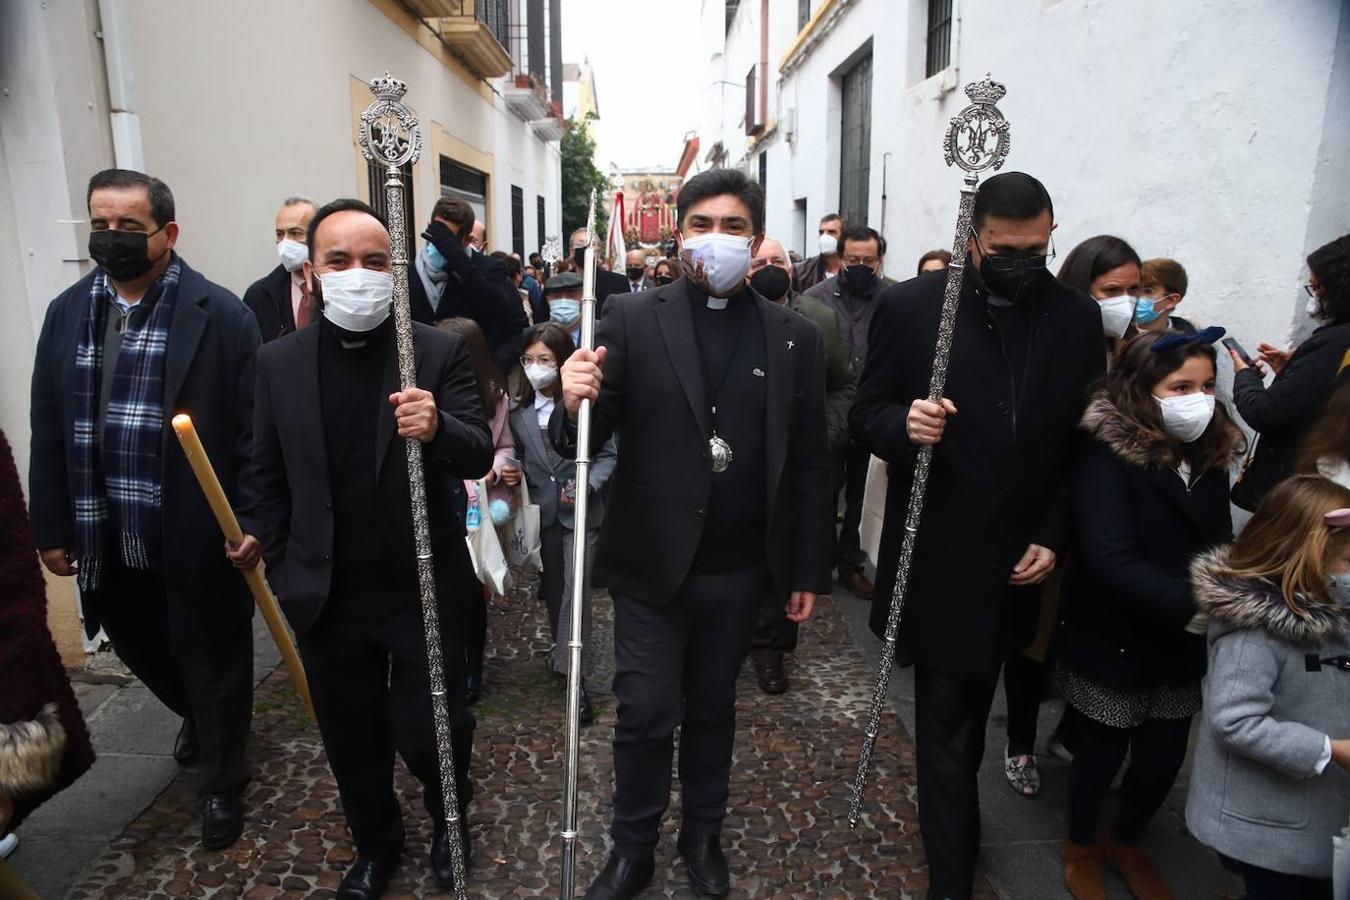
[423,219,466,263]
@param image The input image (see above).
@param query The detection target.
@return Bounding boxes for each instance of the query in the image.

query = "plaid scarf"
[72,260,181,591]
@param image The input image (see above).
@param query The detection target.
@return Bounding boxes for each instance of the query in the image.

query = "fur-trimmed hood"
[1080,393,1243,471]
[1190,546,1349,646]
[0,703,67,796]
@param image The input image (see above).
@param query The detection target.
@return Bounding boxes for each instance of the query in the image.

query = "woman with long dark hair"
[435,317,516,703]
[1054,329,1246,899]
[1057,235,1144,355]
[1230,234,1350,511]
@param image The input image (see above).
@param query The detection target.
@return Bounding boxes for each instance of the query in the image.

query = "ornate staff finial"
[942,72,1011,176]
[584,188,598,248]
[359,72,423,170]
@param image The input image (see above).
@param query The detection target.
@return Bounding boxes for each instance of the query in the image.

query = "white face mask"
[1098,295,1136,338]
[524,363,557,390]
[318,268,393,333]
[682,232,753,298]
[277,238,308,273]
[818,232,838,256]
[1306,292,1321,317]
[1154,392,1216,444]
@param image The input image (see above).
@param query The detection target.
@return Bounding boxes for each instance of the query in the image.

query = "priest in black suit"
[249,199,493,899]
[241,195,316,342]
[554,168,833,900]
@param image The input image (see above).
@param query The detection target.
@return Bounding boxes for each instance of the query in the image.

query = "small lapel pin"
[752,367,765,377]
[786,340,795,350]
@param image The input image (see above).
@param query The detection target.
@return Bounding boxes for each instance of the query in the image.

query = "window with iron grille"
[511,186,525,258]
[744,64,760,134]
[366,126,415,254]
[839,52,872,229]
[441,157,488,198]
[526,0,546,81]
[536,195,546,252]
[926,0,953,78]
[725,0,740,35]
[798,0,811,30]
[477,0,511,52]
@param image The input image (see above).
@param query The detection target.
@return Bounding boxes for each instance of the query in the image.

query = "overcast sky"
[560,0,703,173]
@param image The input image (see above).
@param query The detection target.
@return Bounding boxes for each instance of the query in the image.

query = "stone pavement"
[38,567,988,899]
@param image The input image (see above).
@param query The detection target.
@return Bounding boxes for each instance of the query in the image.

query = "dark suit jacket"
[594,269,631,317]
[250,322,494,634]
[242,264,297,343]
[409,242,528,375]
[549,276,833,604]
[29,258,261,647]
[850,267,1105,683]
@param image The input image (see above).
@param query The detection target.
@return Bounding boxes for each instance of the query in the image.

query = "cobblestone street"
[63,572,983,899]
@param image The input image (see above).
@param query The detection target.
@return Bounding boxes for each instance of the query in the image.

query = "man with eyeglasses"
[850,172,1105,900]
[806,226,896,601]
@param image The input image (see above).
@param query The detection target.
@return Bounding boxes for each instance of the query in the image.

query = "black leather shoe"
[579,685,595,726]
[753,652,788,695]
[200,792,243,850]
[337,854,399,900]
[677,831,730,896]
[582,852,655,900]
[173,718,199,765]
[430,816,472,886]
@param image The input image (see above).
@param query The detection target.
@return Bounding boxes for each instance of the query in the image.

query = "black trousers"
[913,663,1000,900]
[539,521,565,637]
[834,442,870,575]
[298,587,475,860]
[1002,654,1044,757]
[609,565,765,859]
[1222,855,1332,900]
[749,591,798,655]
[1067,712,1191,846]
[96,566,252,796]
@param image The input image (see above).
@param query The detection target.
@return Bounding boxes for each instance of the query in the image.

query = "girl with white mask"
[1054,328,1246,900]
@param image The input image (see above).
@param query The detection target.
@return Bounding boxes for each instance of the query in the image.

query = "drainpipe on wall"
[98,0,144,170]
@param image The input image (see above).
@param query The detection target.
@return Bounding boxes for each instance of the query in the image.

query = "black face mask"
[978,254,1045,303]
[626,266,645,282]
[749,264,791,301]
[655,273,675,286]
[842,264,878,295]
[89,226,164,281]
[572,247,587,268]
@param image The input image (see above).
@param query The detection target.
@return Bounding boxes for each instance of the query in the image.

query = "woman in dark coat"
[1053,329,1246,900]
[0,427,96,842]
[1229,234,1350,511]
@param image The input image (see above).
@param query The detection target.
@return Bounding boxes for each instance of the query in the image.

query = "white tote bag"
[465,479,511,596]
[501,477,542,571]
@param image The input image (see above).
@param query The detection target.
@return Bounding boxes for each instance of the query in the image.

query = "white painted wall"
[702,0,1349,378]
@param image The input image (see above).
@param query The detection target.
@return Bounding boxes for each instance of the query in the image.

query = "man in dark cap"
[542,271,585,346]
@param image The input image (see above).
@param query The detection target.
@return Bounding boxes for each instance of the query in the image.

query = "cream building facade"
[0,0,566,665]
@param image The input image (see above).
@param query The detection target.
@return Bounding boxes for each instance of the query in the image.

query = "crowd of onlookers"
[0,164,1347,900]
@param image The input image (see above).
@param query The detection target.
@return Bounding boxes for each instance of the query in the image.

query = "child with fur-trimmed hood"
[1186,475,1350,897]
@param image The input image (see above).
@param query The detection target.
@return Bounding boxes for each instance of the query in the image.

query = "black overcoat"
[850,267,1104,683]
[409,242,528,375]
[241,264,297,343]
[1054,397,1236,692]
[28,259,260,647]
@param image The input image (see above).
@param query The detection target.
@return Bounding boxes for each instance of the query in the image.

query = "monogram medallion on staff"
[359,72,423,170]
[943,74,1011,175]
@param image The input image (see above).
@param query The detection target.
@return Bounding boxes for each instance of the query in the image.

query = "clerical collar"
[707,295,729,310]
[321,315,392,350]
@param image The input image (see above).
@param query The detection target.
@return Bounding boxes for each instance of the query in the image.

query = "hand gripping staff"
[357,73,468,898]
[847,75,1013,827]
[559,188,598,900]
[170,414,316,723]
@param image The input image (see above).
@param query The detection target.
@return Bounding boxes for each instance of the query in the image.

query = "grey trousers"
[540,522,598,678]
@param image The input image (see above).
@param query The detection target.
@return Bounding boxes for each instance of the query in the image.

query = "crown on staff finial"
[964,74,1007,105]
[369,72,408,102]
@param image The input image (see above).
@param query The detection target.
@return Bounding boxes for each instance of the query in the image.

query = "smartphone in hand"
[1221,336,1254,367]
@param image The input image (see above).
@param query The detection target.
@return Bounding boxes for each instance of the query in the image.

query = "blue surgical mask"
[1331,572,1350,608]
[425,242,447,271]
[550,299,581,327]
[1135,295,1164,326]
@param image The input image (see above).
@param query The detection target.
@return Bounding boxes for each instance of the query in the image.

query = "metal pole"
[847,75,1012,828]
[559,189,599,900]
[357,74,468,898]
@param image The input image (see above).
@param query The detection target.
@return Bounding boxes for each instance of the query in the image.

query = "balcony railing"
[407,0,512,79]
[504,24,552,120]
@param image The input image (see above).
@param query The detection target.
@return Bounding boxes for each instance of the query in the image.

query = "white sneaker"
[0,832,17,859]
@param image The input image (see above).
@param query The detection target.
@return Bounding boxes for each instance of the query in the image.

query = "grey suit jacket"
[508,403,615,531]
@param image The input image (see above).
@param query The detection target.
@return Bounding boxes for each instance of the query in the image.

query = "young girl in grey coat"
[1187,475,1350,900]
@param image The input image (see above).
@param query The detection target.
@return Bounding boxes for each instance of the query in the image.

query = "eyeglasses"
[842,256,879,267]
[519,355,556,368]
[1304,283,1318,298]
[974,233,1056,273]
